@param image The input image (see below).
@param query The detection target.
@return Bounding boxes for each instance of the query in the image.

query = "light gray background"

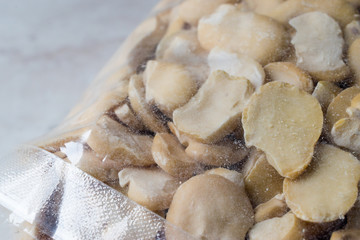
[0,0,158,236]
[0,0,158,157]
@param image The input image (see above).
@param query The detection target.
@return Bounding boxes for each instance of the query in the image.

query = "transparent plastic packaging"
[2,0,360,239]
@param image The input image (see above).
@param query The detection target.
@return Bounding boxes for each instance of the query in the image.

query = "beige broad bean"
[351,93,360,110]
[344,19,360,46]
[312,81,342,113]
[254,194,288,223]
[198,4,288,65]
[156,30,205,64]
[264,62,313,93]
[243,150,284,206]
[349,38,360,86]
[347,93,360,118]
[170,0,237,26]
[173,70,254,143]
[114,103,145,132]
[185,139,249,167]
[284,144,360,222]
[151,133,199,179]
[128,74,168,133]
[86,115,155,167]
[242,82,323,178]
[75,150,123,182]
[204,168,244,188]
[166,174,254,240]
[167,121,190,146]
[168,121,249,166]
[243,0,284,17]
[144,60,197,116]
[249,212,304,240]
[325,86,360,138]
[331,117,360,155]
[251,210,346,240]
[208,47,265,90]
[268,0,357,28]
[156,30,209,85]
[119,168,181,211]
[289,12,350,82]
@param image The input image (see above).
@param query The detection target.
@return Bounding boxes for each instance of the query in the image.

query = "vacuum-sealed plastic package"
[1,0,360,239]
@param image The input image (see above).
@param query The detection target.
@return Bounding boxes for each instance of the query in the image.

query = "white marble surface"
[0,0,158,156]
[0,0,159,236]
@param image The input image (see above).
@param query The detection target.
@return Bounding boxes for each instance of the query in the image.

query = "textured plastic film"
[0,146,194,240]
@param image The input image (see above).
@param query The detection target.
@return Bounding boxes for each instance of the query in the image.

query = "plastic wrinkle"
[0,146,194,240]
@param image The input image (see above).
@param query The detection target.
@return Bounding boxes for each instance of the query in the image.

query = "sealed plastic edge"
[0,145,194,240]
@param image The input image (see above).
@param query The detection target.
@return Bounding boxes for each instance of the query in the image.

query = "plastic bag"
[2,0,360,239]
[0,1,193,239]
